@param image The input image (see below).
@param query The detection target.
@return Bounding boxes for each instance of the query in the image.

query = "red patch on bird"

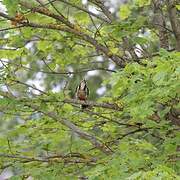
[78,91,86,100]
[78,94,86,100]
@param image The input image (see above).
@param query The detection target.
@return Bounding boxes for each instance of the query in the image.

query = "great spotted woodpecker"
[76,79,89,109]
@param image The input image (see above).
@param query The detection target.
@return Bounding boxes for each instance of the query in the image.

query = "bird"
[75,79,89,109]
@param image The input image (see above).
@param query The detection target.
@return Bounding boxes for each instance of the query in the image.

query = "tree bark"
[166,0,180,51]
[153,0,169,49]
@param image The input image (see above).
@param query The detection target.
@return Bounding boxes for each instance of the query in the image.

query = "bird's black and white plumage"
[75,79,89,109]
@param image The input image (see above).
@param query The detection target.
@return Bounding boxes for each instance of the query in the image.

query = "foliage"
[0,0,179,179]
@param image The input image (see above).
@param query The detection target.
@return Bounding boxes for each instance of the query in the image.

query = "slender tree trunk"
[166,0,180,51]
[153,0,169,50]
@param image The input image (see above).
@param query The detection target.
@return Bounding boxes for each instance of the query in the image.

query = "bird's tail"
[81,104,89,109]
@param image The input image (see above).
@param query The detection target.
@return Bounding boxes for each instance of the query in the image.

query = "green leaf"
[37,41,52,51]
[176,5,180,10]
[74,12,90,24]
[62,104,74,112]
[119,4,132,20]
[3,0,20,15]
[153,72,167,85]
[135,0,150,7]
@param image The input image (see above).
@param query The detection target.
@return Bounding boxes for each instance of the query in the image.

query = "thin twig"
[0,91,113,155]
[0,59,116,74]
[0,25,25,32]
[0,11,125,67]
[57,0,111,23]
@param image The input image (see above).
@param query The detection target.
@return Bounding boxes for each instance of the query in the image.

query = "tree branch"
[63,99,122,111]
[108,128,151,145]
[0,152,96,164]
[166,0,180,51]
[0,25,25,32]
[0,91,112,155]
[48,0,66,18]
[0,59,116,74]
[89,0,114,22]
[152,0,169,49]
[1,78,120,111]
[0,153,48,162]
[57,0,111,23]
[28,103,113,155]
[2,2,124,67]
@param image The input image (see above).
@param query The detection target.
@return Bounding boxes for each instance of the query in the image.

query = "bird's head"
[80,78,87,89]
[81,78,86,83]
